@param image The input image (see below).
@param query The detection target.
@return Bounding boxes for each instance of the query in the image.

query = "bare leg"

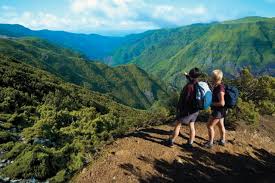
[189,122,195,144]
[217,118,226,142]
[207,117,220,144]
[171,121,181,142]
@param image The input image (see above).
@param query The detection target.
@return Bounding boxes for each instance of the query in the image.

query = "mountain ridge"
[0,37,170,109]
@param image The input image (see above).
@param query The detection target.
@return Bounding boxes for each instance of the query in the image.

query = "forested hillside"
[1,17,274,90]
[0,37,169,109]
[0,55,165,182]
[109,17,275,88]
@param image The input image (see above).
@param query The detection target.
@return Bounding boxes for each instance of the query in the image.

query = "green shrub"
[49,170,67,183]
[0,142,15,152]
[2,143,28,160]
[0,131,13,143]
[258,100,275,115]
[228,99,260,125]
[2,146,56,179]
[0,122,13,130]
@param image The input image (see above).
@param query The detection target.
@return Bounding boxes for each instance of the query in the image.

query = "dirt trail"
[73,120,275,183]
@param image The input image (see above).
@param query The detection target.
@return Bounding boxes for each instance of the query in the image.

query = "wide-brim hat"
[189,68,201,78]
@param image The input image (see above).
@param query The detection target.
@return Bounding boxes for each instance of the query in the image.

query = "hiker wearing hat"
[165,68,202,148]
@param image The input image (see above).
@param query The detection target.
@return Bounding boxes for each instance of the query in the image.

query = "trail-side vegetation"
[0,55,166,182]
[226,69,275,125]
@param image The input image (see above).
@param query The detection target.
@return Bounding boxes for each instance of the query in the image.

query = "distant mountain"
[1,17,274,89]
[0,24,124,60]
[0,37,169,109]
[109,16,275,88]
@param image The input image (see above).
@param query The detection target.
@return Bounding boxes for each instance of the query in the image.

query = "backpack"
[224,85,239,108]
[194,82,212,110]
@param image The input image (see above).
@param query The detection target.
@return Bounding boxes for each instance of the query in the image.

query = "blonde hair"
[212,69,223,82]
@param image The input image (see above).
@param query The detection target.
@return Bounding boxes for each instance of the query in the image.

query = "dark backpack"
[224,85,239,108]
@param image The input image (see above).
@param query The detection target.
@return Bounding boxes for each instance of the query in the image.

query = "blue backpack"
[195,82,212,110]
[224,85,239,108]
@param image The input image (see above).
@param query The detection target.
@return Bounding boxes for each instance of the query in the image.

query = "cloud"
[0,1,214,35]
[0,9,71,30]
[68,0,210,32]
[70,0,143,21]
[152,5,207,25]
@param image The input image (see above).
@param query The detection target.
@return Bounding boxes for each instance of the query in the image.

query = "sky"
[0,0,275,36]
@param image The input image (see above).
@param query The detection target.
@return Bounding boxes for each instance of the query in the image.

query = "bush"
[226,69,274,125]
[227,99,260,125]
[258,100,275,115]
[0,131,14,143]
[0,142,14,152]
[1,146,56,179]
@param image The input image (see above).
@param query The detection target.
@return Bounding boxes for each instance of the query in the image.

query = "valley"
[0,15,274,183]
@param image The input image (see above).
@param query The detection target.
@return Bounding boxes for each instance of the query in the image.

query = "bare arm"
[213,91,225,107]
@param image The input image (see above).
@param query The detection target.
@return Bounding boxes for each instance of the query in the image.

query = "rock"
[115,150,130,156]
[82,168,87,174]
[1,159,6,163]
[176,158,183,164]
[3,177,10,182]
[10,179,22,183]
[33,138,51,146]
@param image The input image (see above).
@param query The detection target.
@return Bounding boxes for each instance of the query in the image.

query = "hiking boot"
[164,139,174,147]
[203,142,213,149]
[217,139,226,146]
[183,142,193,149]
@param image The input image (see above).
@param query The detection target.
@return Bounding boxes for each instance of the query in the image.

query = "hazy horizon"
[1,0,275,36]
[1,16,274,37]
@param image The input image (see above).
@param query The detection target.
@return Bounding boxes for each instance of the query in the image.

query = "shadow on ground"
[120,147,275,183]
[128,126,207,147]
[121,127,275,183]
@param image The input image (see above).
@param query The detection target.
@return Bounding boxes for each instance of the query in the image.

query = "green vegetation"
[109,17,275,89]
[0,37,170,109]
[1,17,274,91]
[0,55,166,182]
[226,69,275,125]
[0,16,274,182]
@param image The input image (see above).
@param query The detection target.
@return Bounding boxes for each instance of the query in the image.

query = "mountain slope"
[109,17,275,88]
[160,17,275,87]
[0,24,124,60]
[111,23,212,67]
[0,37,169,109]
[0,55,165,182]
[1,16,274,90]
